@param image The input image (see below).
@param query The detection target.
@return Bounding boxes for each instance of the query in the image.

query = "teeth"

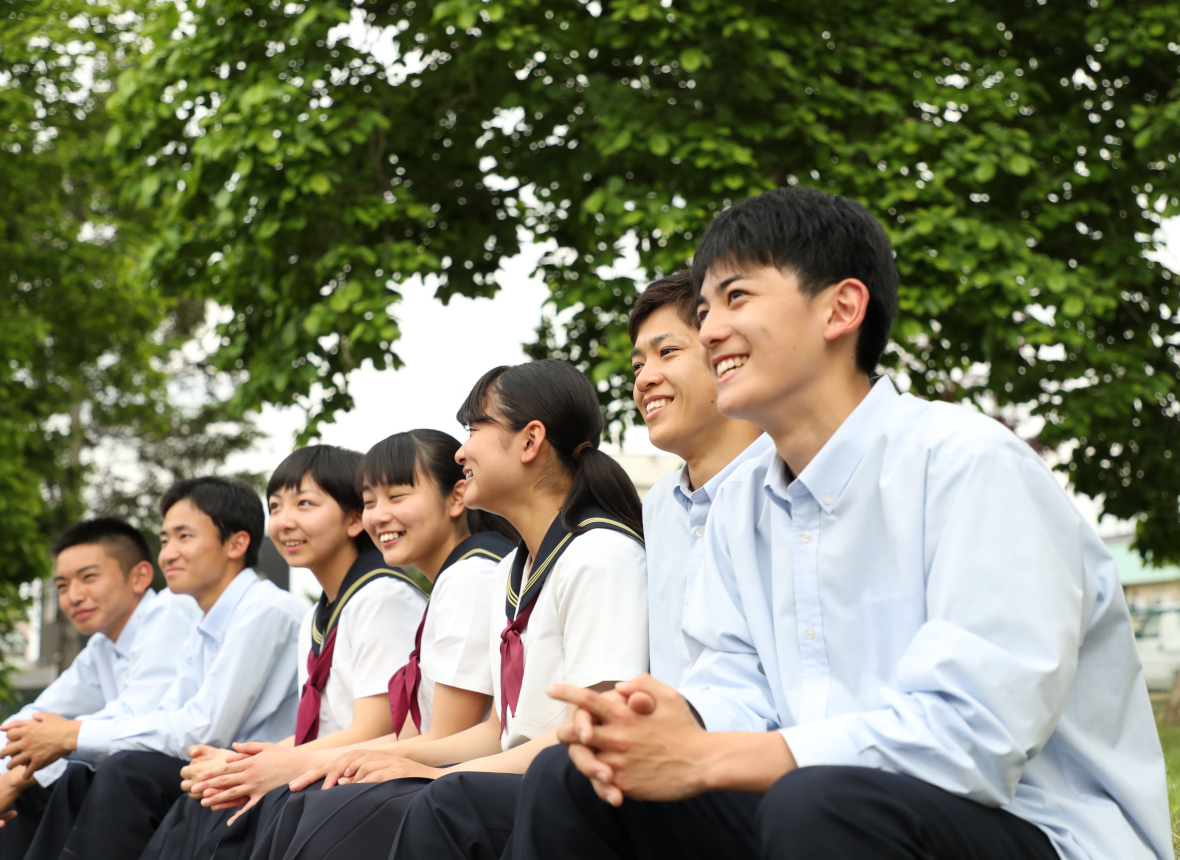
[645,398,672,415]
[714,356,748,377]
[378,532,404,542]
[282,541,304,547]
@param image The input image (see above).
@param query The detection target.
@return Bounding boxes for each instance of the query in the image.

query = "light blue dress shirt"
[75,570,305,761]
[681,379,1171,860]
[642,434,774,686]
[2,588,201,785]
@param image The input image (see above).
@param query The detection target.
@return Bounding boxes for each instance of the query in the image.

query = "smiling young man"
[0,518,200,857]
[629,270,769,688]
[18,477,306,860]
[525,187,1171,860]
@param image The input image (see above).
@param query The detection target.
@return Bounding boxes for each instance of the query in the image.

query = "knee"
[759,767,876,839]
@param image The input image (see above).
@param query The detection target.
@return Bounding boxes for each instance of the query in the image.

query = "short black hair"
[268,445,375,550]
[51,518,152,576]
[690,187,899,374]
[160,477,265,569]
[627,270,697,346]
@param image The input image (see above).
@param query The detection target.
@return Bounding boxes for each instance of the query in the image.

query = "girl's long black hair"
[357,429,519,543]
[456,360,643,537]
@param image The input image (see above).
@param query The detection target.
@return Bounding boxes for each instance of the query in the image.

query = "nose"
[270,503,295,534]
[455,444,467,467]
[158,540,178,568]
[64,579,85,607]
[634,360,662,392]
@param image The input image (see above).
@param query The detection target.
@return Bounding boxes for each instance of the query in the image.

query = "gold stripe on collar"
[507,517,639,610]
[311,568,413,645]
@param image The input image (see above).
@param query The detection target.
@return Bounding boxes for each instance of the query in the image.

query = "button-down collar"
[765,378,899,513]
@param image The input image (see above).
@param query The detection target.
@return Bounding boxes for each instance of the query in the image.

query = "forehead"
[634,305,697,348]
[161,498,216,530]
[54,542,118,574]
[699,262,799,297]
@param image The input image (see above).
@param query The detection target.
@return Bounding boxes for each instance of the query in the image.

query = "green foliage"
[0,0,259,681]
[74,0,1180,562]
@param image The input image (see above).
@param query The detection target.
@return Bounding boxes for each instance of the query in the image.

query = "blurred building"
[1110,534,1180,609]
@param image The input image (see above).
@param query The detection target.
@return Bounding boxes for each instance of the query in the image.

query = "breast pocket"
[513,634,568,734]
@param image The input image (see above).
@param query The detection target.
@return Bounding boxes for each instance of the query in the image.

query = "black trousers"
[140,782,294,860]
[391,772,523,860]
[507,746,1060,860]
[0,776,53,859]
[250,778,432,860]
[23,750,185,860]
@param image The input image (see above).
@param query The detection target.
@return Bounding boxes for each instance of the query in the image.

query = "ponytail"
[457,361,643,538]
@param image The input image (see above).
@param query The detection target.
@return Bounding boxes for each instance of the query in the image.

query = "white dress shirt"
[2,588,201,785]
[417,553,500,733]
[681,379,1171,860]
[75,570,305,760]
[642,434,773,686]
[490,530,649,751]
[296,577,423,737]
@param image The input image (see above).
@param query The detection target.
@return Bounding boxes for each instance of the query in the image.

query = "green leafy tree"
[105,0,1180,558]
[0,0,258,682]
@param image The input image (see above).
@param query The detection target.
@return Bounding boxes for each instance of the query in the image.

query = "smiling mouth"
[645,397,672,415]
[281,540,306,550]
[713,355,748,381]
[73,609,95,621]
[462,468,474,481]
[377,530,406,546]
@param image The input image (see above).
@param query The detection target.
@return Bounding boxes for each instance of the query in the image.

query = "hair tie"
[572,441,595,460]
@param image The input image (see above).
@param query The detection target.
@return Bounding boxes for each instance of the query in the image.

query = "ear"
[345,508,365,540]
[518,419,549,466]
[128,560,155,597]
[225,530,251,562]
[446,479,468,520]
[823,278,870,344]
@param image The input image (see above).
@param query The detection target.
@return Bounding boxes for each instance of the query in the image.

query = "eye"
[659,346,678,358]
[297,500,313,508]
[631,361,644,375]
[726,288,748,304]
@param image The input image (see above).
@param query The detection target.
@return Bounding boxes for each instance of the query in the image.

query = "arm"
[778,443,1085,806]
[75,602,300,761]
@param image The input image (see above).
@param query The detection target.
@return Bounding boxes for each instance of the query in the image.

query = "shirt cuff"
[75,718,121,761]
[33,757,70,787]
[778,714,865,769]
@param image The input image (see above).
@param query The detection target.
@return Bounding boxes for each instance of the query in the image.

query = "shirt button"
[823,494,832,506]
[695,527,704,537]
[805,628,816,640]
[800,531,811,543]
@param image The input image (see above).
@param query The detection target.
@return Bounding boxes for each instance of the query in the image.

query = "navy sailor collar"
[311,546,428,654]
[505,507,642,620]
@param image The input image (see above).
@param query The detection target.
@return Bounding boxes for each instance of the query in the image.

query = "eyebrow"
[159,524,193,536]
[55,564,100,581]
[630,332,677,360]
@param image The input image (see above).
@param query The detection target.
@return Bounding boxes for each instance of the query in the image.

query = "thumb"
[626,691,657,716]
[232,742,265,755]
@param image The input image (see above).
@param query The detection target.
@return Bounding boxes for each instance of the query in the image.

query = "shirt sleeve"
[75,601,301,761]
[339,579,422,701]
[679,503,781,733]
[419,558,497,695]
[555,531,649,689]
[779,438,1085,807]
[80,595,200,723]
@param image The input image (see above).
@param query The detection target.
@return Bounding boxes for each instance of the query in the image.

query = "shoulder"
[340,574,426,621]
[884,393,1044,474]
[143,589,201,625]
[559,527,647,572]
[712,444,778,508]
[644,470,682,508]
[237,578,306,626]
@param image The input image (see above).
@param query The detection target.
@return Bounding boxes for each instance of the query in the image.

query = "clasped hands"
[0,712,79,777]
[547,673,712,807]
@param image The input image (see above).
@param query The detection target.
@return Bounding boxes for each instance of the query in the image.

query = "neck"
[678,419,764,491]
[312,542,360,604]
[103,592,144,643]
[417,522,473,582]
[195,563,247,614]
[760,370,872,477]
[499,484,570,562]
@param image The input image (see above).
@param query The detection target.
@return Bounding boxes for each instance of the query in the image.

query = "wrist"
[64,720,81,753]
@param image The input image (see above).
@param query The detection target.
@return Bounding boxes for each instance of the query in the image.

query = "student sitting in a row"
[12,478,306,860]
[141,443,431,859]
[0,519,201,857]
[172,429,518,860]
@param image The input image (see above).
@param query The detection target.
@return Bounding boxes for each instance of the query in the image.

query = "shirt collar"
[198,569,259,642]
[111,587,158,658]
[673,434,775,509]
[765,378,900,512]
